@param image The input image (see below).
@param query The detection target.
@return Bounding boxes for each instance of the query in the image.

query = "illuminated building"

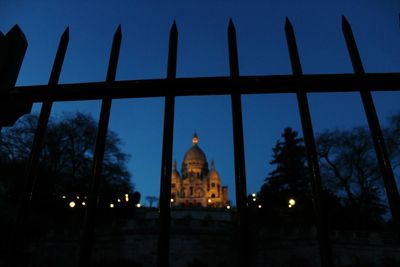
[171,133,228,208]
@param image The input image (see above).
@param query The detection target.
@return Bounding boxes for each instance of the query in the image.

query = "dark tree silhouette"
[259,127,313,225]
[0,112,134,208]
[317,127,387,229]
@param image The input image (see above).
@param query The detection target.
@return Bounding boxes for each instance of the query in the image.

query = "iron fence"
[0,16,400,267]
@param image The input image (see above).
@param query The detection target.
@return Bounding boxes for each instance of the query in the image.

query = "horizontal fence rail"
[5,73,400,101]
[1,15,400,267]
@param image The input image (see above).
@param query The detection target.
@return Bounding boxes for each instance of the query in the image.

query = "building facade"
[171,134,228,208]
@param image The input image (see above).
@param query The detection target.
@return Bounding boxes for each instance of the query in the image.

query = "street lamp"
[288,198,296,208]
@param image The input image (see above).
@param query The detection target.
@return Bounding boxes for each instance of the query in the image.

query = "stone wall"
[28,209,400,267]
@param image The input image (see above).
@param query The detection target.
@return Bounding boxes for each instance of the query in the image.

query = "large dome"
[183,145,207,165]
[183,133,207,165]
[182,133,208,177]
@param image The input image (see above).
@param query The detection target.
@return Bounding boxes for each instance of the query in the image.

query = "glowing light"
[76,196,80,199]
[82,202,86,206]
[170,198,174,203]
[62,195,66,199]
[117,199,121,202]
[258,204,262,208]
[208,199,212,203]
[226,205,231,209]
[136,203,141,208]
[252,193,256,197]
[252,198,256,202]
[125,194,129,202]
[288,204,292,208]
[69,201,76,208]
[192,134,198,145]
[289,198,296,206]
[110,203,114,208]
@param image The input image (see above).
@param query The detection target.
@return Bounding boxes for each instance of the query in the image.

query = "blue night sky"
[1,0,400,205]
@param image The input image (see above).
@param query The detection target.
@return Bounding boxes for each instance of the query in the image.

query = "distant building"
[171,133,228,208]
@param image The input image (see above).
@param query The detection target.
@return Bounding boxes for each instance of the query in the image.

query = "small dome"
[172,169,180,179]
[209,160,220,180]
[172,160,181,179]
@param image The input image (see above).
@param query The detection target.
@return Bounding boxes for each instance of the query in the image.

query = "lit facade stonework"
[171,134,228,208]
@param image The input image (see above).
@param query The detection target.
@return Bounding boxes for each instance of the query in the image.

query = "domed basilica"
[171,134,228,208]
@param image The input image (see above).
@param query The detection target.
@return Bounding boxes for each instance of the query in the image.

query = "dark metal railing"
[285,17,333,267]
[1,16,399,267]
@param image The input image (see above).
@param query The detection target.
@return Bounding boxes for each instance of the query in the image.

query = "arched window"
[211,193,216,198]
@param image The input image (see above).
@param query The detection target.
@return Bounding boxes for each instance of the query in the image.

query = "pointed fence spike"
[341,15,365,74]
[228,18,235,31]
[114,24,122,36]
[104,26,122,82]
[48,27,69,85]
[227,18,239,77]
[284,18,302,75]
[61,26,70,41]
[6,24,27,45]
[285,16,292,27]
[341,14,349,24]
[341,15,352,33]
[167,21,178,79]
[170,21,178,35]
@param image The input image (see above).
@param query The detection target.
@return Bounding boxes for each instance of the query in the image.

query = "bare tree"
[317,127,387,227]
[146,196,159,208]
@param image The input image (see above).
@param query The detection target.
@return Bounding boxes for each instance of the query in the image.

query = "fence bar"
[0,31,5,76]
[0,25,28,267]
[342,16,400,225]
[0,25,31,127]
[157,21,178,267]
[7,73,400,104]
[228,19,250,267]
[78,25,122,267]
[9,27,69,267]
[0,25,27,89]
[0,31,5,132]
[285,17,333,267]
